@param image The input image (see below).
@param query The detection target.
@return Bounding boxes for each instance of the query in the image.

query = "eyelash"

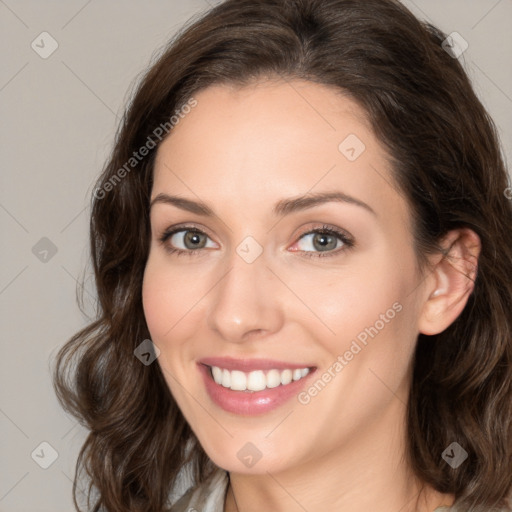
[157,224,355,259]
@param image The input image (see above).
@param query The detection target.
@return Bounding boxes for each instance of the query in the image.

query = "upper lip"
[198,357,316,372]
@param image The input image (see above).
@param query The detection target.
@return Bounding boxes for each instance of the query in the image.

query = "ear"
[418,228,481,336]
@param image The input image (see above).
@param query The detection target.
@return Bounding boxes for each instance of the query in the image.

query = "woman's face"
[142,79,429,474]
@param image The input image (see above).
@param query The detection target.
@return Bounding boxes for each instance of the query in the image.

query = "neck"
[224,399,454,512]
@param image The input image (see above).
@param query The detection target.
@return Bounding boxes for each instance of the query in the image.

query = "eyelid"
[288,224,355,258]
[157,223,219,250]
[158,222,216,242]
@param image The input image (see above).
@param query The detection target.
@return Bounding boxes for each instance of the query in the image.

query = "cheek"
[141,266,169,339]
[141,261,194,400]
[141,254,204,340]
[293,257,411,342]
[303,257,419,379]
[141,256,184,346]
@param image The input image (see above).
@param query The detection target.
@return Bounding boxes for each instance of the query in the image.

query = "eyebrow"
[149,191,377,217]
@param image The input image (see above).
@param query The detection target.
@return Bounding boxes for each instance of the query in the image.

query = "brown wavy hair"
[52,0,512,510]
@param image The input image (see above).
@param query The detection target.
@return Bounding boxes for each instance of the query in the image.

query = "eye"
[158,226,216,257]
[289,225,354,258]
[158,224,355,259]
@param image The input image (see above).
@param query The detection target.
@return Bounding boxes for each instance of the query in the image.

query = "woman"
[53,0,512,511]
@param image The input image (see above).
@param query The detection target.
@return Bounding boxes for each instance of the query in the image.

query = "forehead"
[151,79,408,227]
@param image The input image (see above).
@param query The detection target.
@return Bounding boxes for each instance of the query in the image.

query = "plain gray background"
[1,1,511,510]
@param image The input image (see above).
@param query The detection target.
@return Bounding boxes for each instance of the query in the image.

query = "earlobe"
[418,228,481,336]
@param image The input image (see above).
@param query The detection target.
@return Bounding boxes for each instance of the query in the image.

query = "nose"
[206,249,284,344]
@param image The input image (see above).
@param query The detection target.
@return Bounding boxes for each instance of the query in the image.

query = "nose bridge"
[206,246,283,342]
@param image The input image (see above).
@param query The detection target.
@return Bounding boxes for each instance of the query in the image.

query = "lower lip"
[198,363,316,416]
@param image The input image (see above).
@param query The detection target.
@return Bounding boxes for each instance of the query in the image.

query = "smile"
[197,358,317,415]
[210,366,311,392]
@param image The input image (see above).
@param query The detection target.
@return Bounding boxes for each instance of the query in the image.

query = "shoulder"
[169,466,229,512]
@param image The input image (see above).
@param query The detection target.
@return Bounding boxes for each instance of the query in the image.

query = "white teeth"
[266,369,281,388]
[281,369,293,385]
[209,365,311,392]
[212,366,223,383]
[230,370,247,391]
[247,370,267,391]
[221,369,231,388]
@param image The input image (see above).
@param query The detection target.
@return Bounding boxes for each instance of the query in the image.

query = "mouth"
[197,358,317,415]
[207,364,313,392]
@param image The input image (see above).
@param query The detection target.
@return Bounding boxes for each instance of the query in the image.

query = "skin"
[142,79,480,512]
